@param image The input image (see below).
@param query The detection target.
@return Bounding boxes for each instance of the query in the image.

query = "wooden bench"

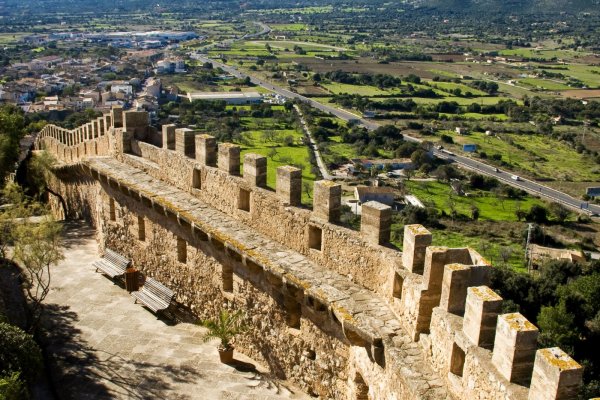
[131,277,174,314]
[93,248,130,279]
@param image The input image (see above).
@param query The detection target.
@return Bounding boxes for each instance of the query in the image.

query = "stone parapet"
[313,180,341,223]
[111,106,124,128]
[33,113,585,400]
[195,134,217,166]
[276,166,302,206]
[243,153,267,187]
[83,156,446,399]
[360,201,392,245]
[175,128,196,158]
[492,313,539,385]
[529,348,582,400]
[462,286,502,349]
[218,143,241,175]
[402,224,432,274]
[162,124,176,150]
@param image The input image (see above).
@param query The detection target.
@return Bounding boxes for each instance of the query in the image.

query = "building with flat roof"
[354,186,396,206]
[187,91,263,105]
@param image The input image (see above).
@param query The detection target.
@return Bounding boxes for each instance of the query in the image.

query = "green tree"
[526,204,548,224]
[0,105,26,185]
[13,215,64,332]
[549,202,570,223]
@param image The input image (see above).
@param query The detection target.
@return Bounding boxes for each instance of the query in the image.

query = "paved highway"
[190,53,600,216]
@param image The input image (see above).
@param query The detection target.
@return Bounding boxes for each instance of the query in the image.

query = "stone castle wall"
[34,108,584,400]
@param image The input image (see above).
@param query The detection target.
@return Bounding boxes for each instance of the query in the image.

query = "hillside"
[413,0,600,13]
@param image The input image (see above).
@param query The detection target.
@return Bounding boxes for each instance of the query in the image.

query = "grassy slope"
[439,130,600,181]
[405,180,545,222]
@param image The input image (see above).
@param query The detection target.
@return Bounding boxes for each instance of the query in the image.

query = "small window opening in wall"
[285,297,301,329]
[222,263,233,293]
[354,372,369,400]
[450,342,466,377]
[308,225,323,251]
[109,198,116,221]
[238,188,250,212]
[138,216,145,241]
[177,237,187,263]
[393,273,404,299]
[192,168,202,190]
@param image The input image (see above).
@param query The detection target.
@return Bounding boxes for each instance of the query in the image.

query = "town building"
[187,91,263,105]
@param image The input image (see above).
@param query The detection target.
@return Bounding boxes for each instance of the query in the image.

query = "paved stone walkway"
[42,222,308,400]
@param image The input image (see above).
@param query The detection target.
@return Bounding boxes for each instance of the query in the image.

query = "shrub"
[526,205,549,223]
[0,323,42,384]
[0,372,26,400]
[440,134,454,144]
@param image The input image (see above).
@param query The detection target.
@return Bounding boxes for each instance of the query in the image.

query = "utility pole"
[525,223,534,273]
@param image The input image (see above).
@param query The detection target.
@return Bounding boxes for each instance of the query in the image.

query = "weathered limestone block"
[243,153,267,187]
[111,106,124,128]
[123,111,149,138]
[195,134,217,166]
[462,286,502,349]
[360,201,391,245]
[492,313,539,385]
[528,347,582,400]
[162,124,176,150]
[97,117,105,137]
[402,224,432,274]
[218,143,241,175]
[313,180,341,223]
[104,114,112,131]
[439,263,471,315]
[175,128,196,158]
[116,129,133,154]
[276,166,302,206]
[92,120,98,139]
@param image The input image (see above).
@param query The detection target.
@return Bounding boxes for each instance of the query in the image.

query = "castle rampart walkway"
[84,155,449,398]
[43,221,309,399]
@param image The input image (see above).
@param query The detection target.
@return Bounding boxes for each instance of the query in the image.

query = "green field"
[440,130,600,181]
[0,32,31,45]
[563,65,600,88]
[427,81,488,96]
[322,82,394,96]
[431,229,527,272]
[237,122,316,204]
[270,23,309,31]
[411,96,512,106]
[499,48,589,61]
[321,135,359,165]
[518,78,572,91]
[247,5,334,14]
[405,180,545,222]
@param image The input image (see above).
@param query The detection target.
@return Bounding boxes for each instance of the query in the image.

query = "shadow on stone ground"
[59,220,96,250]
[41,303,200,400]
[38,220,309,400]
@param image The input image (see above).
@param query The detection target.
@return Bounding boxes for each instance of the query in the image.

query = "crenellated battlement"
[34,107,583,400]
